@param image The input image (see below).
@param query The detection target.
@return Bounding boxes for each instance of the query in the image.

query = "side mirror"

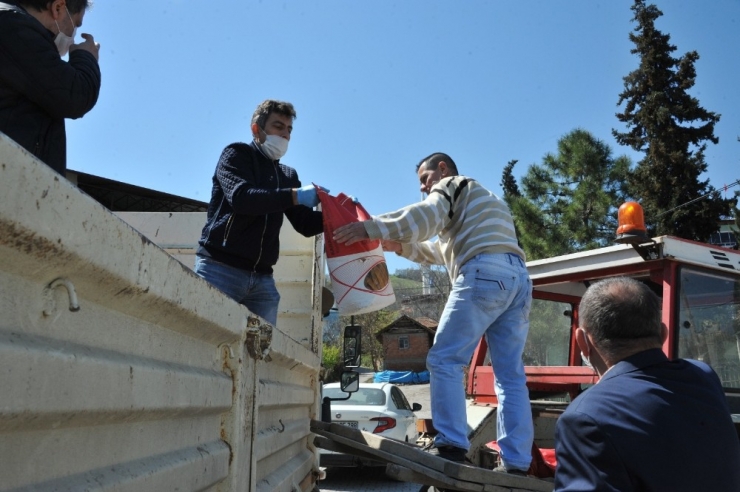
[340,371,360,393]
[343,325,362,368]
[322,370,360,422]
[412,403,422,412]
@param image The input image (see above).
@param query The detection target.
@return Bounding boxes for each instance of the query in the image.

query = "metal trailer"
[0,132,326,491]
[466,234,740,471]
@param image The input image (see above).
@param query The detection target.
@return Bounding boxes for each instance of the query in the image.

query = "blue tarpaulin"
[373,370,430,384]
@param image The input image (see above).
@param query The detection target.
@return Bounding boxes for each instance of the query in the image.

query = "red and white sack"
[319,190,395,315]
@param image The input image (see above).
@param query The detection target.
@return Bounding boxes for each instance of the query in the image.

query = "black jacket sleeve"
[215,144,295,214]
[0,8,100,119]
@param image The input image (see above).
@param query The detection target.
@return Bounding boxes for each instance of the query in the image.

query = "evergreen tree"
[613,0,734,239]
[505,129,631,260]
[501,159,521,197]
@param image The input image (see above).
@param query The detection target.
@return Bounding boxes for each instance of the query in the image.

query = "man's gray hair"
[579,277,663,353]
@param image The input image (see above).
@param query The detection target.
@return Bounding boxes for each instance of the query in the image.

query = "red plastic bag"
[318,190,395,315]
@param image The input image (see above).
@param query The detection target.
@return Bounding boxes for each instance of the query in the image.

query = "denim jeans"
[194,255,280,326]
[427,252,534,470]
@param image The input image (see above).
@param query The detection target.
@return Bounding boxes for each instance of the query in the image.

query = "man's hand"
[70,33,100,61]
[381,240,402,254]
[333,222,369,245]
[293,184,330,207]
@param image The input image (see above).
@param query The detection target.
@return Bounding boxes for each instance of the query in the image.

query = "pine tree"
[613,0,734,240]
[504,129,631,260]
[501,160,521,197]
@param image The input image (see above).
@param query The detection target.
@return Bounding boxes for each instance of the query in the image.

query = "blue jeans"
[194,255,280,326]
[427,253,533,470]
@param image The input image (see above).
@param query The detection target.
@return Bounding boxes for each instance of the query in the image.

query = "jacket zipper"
[251,163,280,272]
[222,213,235,247]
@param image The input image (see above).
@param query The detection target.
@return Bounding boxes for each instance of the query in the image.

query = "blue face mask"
[54,8,76,56]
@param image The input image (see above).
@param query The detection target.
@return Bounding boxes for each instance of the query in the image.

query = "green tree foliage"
[501,159,521,197]
[321,343,342,383]
[524,299,572,368]
[394,268,422,282]
[504,129,631,260]
[613,0,734,239]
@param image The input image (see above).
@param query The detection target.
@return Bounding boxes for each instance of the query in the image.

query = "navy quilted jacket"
[0,2,101,174]
[197,142,323,274]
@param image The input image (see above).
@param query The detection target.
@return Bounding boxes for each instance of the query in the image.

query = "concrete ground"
[318,466,422,492]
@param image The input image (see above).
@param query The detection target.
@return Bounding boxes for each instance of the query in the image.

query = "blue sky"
[67,0,740,273]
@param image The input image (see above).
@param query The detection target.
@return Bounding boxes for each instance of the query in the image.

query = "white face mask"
[258,132,289,160]
[54,8,76,57]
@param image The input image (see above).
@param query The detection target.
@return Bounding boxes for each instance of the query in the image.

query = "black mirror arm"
[321,394,353,422]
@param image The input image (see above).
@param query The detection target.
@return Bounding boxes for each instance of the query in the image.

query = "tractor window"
[524,299,573,366]
[677,267,740,390]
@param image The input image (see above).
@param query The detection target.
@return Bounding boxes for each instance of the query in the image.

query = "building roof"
[67,170,208,212]
[375,314,438,340]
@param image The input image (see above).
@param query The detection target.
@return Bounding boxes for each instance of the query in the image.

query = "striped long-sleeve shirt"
[363,175,525,281]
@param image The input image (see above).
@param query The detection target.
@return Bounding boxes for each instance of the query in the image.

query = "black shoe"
[424,444,468,463]
[492,465,528,477]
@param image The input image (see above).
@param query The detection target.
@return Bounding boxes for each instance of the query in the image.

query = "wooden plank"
[313,424,484,491]
[311,420,553,492]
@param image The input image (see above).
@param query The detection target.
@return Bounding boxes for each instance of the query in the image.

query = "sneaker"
[423,443,469,463]
[493,465,528,477]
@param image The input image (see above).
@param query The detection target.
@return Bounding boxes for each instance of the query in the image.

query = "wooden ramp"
[312,421,553,492]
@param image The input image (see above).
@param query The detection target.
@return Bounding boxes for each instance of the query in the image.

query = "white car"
[319,382,422,467]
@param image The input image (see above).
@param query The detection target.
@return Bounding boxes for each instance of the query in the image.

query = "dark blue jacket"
[197,141,323,274]
[0,2,101,174]
[554,348,740,491]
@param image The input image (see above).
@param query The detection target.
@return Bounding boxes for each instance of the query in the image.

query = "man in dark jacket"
[0,0,100,176]
[195,99,327,326]
[554,276,740,491]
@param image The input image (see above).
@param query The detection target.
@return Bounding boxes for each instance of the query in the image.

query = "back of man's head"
[579,277,663,358]
[19,0,92,14]
[416,152,459,175]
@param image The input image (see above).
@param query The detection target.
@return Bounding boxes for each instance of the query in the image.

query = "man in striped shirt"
[333,152,534,475]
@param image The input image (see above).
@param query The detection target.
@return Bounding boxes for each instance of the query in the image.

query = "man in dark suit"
[554,276,740,491]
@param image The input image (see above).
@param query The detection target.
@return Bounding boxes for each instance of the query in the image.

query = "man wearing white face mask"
[0,0,101,176]
[195,99,329,326]
[554,277,740,491]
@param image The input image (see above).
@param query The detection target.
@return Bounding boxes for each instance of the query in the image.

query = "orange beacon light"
[616,201,649,244]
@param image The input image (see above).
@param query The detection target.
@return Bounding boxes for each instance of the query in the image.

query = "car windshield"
[324,387,386,406]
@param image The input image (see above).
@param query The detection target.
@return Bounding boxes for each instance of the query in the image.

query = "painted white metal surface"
[527,237,740,297]
[527,242,642,282]
[0,133,324,491]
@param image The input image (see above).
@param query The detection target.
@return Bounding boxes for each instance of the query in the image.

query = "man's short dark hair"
[251,100,296,129]
[416,152,459,174]
[579,277,663,354]
[18,0,92,14]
